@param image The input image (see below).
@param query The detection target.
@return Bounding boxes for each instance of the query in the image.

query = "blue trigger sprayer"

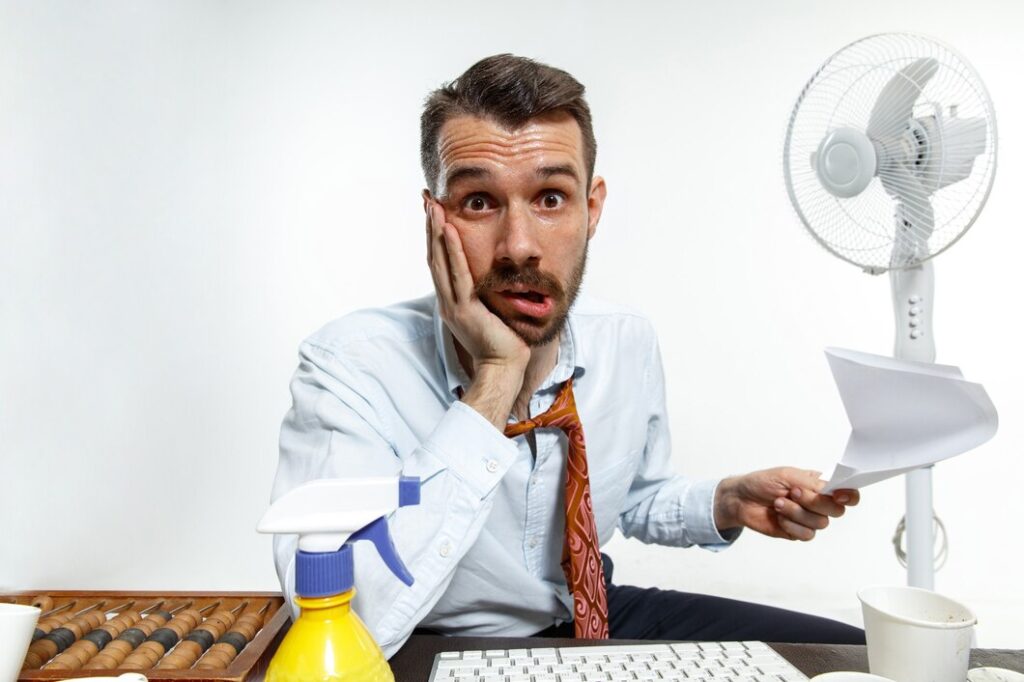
[257,476,421,682]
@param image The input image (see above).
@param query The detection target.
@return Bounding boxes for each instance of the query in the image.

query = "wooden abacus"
[3,591,289,682]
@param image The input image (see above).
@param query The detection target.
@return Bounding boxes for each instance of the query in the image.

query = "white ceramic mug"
[858,585,976,682]
[0,603,40,682]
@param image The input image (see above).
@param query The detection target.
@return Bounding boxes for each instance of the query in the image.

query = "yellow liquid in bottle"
[266,590,394,682]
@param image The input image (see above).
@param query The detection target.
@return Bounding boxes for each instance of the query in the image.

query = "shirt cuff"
[418,400,519,498]
[682,478,742,549]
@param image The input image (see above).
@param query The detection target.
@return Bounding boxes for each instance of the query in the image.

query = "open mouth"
[497,288,554,318]
[503,290,546,303]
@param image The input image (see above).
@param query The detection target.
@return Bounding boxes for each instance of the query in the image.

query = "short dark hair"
[420,54,597,195]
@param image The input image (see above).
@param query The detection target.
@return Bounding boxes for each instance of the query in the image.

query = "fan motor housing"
[814,127,877,198]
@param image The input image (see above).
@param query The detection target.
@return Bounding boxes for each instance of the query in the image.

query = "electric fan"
[782,33,997,589]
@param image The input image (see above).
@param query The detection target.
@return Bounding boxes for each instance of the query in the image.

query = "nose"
[494,201,541,268]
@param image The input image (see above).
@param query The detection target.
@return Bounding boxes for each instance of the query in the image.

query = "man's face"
[428,112,606,346]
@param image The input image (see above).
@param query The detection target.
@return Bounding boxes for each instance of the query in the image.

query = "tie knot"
[503,419,538,438]
[503,379,579,439]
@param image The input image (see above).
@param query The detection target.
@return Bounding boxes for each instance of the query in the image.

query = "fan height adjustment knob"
[813,127,877,199]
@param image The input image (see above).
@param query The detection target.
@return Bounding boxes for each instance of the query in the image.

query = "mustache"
[475,263,566,300]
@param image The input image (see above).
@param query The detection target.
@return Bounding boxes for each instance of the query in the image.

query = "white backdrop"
[2,0,1021,646]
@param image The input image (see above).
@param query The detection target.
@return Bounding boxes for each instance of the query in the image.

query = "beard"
[475,243,588,347]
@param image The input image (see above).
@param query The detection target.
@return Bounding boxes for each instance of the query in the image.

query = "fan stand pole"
[890,261,937,589]
[906,468,935,589]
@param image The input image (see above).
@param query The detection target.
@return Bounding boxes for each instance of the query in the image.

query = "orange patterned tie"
[504,378,610,639]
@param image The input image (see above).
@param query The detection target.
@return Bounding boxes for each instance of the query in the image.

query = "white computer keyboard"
[428,642,809,682]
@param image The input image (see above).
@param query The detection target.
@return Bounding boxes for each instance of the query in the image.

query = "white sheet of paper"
[822,347,998,493]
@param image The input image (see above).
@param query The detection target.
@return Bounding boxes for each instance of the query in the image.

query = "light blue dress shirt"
[270,293,736,657]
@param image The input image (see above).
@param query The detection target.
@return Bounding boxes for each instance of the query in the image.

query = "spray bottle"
[257,476,420,682]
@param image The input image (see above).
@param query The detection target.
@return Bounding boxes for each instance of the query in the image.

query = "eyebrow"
[443,163,581,196]
[537,164,580,182]
[444,166,491,192]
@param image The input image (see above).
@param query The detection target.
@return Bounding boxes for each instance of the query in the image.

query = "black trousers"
[534,554,865,644]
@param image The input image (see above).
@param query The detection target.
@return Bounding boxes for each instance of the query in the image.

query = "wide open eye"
[539,191,566,209]
[462,193,494,212]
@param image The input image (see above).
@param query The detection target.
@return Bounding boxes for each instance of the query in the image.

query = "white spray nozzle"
[258,476,420,552]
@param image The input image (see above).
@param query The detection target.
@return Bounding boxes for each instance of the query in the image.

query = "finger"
[788,486,846,518]
[425,209,432,266]
[433,204,459,302]
[831,488,860,506]
[777,514,816,541]
[773,496,830,532]
[804,469,826,492]
[427,202,455,303]
[442,223,474,304]
[775,467,825,494]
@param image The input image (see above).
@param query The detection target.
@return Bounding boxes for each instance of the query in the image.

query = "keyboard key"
[430,642,807,682]
[572,646,673,657]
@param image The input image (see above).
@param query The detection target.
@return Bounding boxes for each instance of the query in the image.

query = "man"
[271,54,864,656]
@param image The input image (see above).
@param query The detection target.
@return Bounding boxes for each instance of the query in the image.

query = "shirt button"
[528,536,539,548]
[439,540,452,557]
[486,459,499,473]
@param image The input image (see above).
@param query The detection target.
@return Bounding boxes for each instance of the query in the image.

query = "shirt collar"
[432,295,587,398]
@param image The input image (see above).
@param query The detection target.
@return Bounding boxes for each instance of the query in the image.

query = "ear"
[422,189,433,214]
[586,176,607,240]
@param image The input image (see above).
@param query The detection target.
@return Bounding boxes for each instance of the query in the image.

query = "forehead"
[437,112,585,191]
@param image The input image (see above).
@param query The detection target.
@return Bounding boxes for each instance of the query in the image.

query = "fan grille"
[783,33,997,273]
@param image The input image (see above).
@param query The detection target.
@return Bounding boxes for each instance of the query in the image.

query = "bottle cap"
[296,545,354,597]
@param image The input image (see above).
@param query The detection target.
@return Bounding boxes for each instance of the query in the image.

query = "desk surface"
[389,636,1024,681]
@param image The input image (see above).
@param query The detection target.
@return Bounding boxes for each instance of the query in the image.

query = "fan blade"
[890,187,935,272]
[890,199,934,268]
[879,158,934,269]
[867,58,939,140]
